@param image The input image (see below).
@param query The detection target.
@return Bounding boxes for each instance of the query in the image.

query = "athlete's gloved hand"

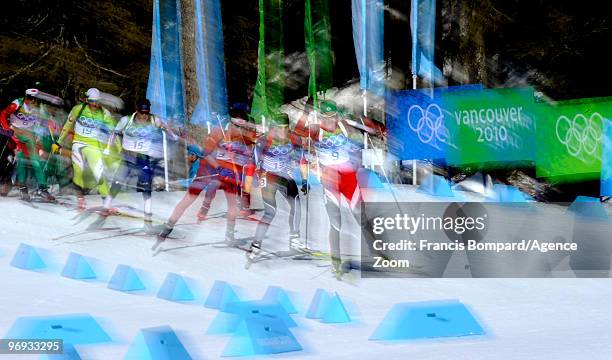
[102,147,111,156]
[51,142,60,154]
[301,180,310,195]
[216,167,234,180]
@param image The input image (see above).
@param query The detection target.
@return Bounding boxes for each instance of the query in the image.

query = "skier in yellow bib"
[52,88,119,210]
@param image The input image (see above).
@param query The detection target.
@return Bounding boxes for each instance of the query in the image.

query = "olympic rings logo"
[317,134,347,149]
[11,113,38,124]
[555,112,603,157]
[125,126,152,138]
[268,143,292,156]
[77,116,98,128]
[406,103,450,146]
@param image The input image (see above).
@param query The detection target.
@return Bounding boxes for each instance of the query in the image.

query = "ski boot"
[331,258,344,281]
[152,223,173,253]
[157,223,173,242]
[238,207,255,218]
[225,230,247,248]
[19,186,30,202]
[36,187,55,202]
[196,211,207,223]
[87,208,109,230]
[289,232,306,252]
[246,242,262,262]
[143,217,156,235]
[196,207,209,223]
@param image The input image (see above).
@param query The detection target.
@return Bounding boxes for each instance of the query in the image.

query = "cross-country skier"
[294,100,384,279]
[155,112,256,249]
[194,106,255,222]
[0,88,55,201]
[245,112,309,262]
[52,88,120,210]
[99,99,172,233]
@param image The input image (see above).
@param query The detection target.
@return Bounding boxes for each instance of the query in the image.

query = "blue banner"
[411,0,444,85]
[601,119,612,196]
[147,0,186,123]
[386,85,483,160]
[352,0,385,97]
[191,0,228,126]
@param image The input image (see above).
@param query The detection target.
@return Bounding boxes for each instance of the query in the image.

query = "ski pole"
[162,129,169,191]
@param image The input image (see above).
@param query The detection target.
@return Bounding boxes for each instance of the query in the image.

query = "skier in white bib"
[101,98,171,232]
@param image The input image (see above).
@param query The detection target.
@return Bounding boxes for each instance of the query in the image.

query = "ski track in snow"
[1,186,612,359]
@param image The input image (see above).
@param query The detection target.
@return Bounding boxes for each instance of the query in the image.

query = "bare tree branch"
[73,36,129,78]
[0,46,55,85]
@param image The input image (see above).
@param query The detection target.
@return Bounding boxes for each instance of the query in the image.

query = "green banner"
[535,97,612,181]
[441,87,537,166]
[251,0,285,123]
[305,0,333,104]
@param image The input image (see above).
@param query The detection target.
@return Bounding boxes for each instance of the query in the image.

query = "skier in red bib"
[294,99,385,279]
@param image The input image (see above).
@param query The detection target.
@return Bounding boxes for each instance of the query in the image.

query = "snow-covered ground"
[1,185,612,359]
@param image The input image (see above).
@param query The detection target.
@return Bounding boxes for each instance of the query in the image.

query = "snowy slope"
[1,185,612,359]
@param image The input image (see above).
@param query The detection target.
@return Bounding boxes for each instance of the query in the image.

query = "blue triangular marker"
[221,316,302,357]
[417,174,455,197]
[40,343,81,359]
[10,243,45,270]
[370,300,485,340]
[108,265,145,292]
[5,313,111,344]
[204,280,240,310]
[124,325,193,360]
[61,253,96,280]
[262,286,297,314]
[207,300,297,334]
[568,196,609,220]
[305,289,329,319]
[320,293,351,324]
[157,273,195,302]
[357,168,385,188]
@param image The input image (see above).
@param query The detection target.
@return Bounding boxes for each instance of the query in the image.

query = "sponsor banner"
[386,84,483,160]
[535,96,612,180]
[441,87,537,165]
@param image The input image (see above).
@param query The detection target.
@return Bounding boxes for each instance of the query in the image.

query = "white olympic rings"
[406,103,450,145]
[555,112,603,157]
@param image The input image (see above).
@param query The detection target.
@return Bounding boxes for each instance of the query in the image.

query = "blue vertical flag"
[351,0,385,97]
[192,0,228,126]
[147,0,186,123]
[411,0,444,85]
[601,119,612,196]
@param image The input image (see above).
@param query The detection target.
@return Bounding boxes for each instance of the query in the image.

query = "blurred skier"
[155,112,256,250]
[245,112,310,263]
[100,99,172,233]
[196,106,255,222]
[0,88,55,201]
[52,88,119,210]
[295,100,384,279]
